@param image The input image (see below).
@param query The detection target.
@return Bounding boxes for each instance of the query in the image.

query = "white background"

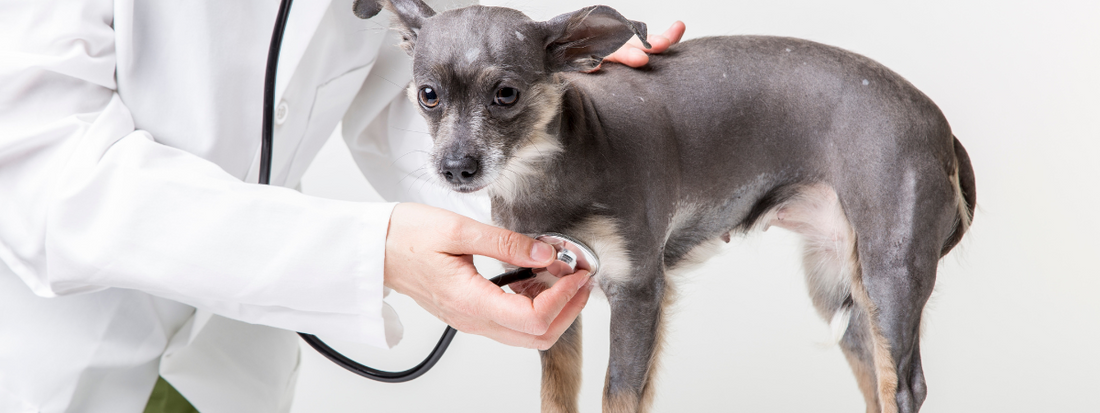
[292,0,1100,411]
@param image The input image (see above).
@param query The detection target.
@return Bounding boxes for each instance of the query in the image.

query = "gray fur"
[352,0,383,19]
[371,2,976,412]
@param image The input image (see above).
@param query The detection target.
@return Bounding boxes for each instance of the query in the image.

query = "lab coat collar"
[274,0,334,104]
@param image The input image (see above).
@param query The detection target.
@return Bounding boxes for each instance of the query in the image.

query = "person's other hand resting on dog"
[382,21,686,350]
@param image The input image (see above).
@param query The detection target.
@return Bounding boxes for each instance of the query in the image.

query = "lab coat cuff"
[357,201,403,349]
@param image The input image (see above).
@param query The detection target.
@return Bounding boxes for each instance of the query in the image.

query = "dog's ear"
[352,0,384,19]
[541,5,649,72]
[383,0,437,55]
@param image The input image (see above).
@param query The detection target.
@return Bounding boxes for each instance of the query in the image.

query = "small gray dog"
[355,1,976,412]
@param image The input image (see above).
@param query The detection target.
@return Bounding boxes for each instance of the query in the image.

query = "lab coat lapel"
[242,0,332,185]
[274,0,334,104]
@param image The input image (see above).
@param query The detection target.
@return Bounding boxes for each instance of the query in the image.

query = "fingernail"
[530,241,553,262]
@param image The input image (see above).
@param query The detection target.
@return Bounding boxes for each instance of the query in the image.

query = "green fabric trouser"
[144,376,199,413]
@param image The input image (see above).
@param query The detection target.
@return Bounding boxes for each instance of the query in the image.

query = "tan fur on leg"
[839,307,883,413]
[849,272,900,413]
[602,389,640,413]
[541,316,584,413]
[869,330,899,413]
[843,347,881,413]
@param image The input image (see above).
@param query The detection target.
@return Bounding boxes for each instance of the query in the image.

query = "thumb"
[451,220,556,269]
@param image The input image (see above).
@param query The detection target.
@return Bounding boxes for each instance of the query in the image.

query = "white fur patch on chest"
[566,215,633,286]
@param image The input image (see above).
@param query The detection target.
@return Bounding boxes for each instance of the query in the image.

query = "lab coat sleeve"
[0,0,397,347]
[341,0,491,222]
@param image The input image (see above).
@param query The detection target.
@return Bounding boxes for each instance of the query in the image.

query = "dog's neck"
[488,78,608,233]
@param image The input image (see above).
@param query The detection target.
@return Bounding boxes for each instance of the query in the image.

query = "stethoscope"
[258,0,599,383]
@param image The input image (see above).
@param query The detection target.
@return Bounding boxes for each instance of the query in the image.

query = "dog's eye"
[419,86,439,108]
[493,87,519,106]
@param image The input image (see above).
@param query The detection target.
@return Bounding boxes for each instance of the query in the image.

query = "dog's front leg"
[539,315,583,413]
[601,269,670,413]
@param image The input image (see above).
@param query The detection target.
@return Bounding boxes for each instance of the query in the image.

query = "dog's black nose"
[441,156,480,184]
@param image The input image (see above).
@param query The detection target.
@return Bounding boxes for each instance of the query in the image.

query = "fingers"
[627,21,685,52]
[531,275,592,349]
[474,270,591,336]
[458,272,593,350]
[661,20,686,45]
[528,270,591,330]
[446,219,556,269]
[595,21,687,70]
[391,203,553,269]
[384,202,595,349]
[607,47,650,68]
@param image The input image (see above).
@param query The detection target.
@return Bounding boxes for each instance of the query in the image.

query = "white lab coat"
[0,0,481,412]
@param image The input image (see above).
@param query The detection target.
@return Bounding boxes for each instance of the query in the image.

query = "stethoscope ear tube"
[259,0,292,186]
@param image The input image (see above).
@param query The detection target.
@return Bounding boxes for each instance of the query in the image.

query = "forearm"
[0,95,398,345]
[0,0,397,346]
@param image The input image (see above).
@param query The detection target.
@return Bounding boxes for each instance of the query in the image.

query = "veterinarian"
[0,0,684,412]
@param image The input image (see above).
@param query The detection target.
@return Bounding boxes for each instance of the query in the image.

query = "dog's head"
[356,0,646,194]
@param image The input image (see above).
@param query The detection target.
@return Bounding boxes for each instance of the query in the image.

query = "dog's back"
[558,35,969,261]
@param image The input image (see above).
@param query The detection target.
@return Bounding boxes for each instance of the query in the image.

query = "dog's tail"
[941,135,976,256]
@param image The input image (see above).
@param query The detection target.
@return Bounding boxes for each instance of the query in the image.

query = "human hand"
[591,20,686,71]
[383,203,592,350]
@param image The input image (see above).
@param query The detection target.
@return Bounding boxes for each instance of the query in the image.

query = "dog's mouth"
[447,182,487,193]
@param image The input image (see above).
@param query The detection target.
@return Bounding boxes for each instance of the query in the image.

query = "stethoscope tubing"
[297,268,534,383]
[259,0,291,187]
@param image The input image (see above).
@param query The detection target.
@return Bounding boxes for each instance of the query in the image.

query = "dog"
[354,1,976,412]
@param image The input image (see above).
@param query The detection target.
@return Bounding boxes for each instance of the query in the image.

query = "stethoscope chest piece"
[535,233,599,278]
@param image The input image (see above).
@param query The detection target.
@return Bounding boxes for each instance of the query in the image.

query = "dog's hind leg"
[840,168,959,413]
[600,271,670,413]
[772,184,881,410]
[539,315,584,413]
[775,179,951,412]
[799,228,886,412]
[845,244,939,413]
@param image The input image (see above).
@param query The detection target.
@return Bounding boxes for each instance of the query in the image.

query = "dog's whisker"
[397,165,432,186]
[387,149,431,169]
[376,75,407,90]
[389,126,432,135]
